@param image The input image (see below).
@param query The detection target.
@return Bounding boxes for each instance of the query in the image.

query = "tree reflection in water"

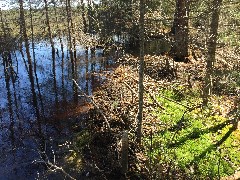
[0,39,118,179]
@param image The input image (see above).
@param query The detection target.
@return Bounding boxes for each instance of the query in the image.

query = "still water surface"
[0,38,118,179]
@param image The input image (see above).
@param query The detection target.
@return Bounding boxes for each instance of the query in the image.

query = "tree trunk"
[19,0,41,132]
[203,0,223,105]
[136,0,145,144]
[80,0,88,34]
[43,0,58,105]
[66,0,78,102]
[29,1,45,116]
[52,0,65,98]
[170,0,189,62]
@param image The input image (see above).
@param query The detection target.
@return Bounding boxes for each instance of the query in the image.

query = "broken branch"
[72,79,111,130]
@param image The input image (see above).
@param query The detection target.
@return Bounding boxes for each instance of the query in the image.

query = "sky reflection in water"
[0,38,116,179]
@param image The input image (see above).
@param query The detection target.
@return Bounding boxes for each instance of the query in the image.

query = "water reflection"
[0,38,119,179]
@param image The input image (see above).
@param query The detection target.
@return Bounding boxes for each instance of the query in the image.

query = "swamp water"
[0,38,119,179]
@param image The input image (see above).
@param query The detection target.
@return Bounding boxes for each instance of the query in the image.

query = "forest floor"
[61,52,240,179]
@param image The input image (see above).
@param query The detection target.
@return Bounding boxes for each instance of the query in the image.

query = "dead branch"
[72,79,111,130]
[32,148,76,180]
[146,90,165,110]
[33,159,76,180]
[123,81,136,103]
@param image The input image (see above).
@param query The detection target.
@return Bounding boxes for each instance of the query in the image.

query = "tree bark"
[80,0,88,34]
[66,0,78,102]
[29,1,45,116]
[19,0,41,132]
[170,0,189,62]
[136,0,145,144]
[43,0,58,105]
[203,0,223,105]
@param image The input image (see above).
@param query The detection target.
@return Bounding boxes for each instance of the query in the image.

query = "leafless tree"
[19,0,42,133]
[203,0,223,105]
[136,0,145,144]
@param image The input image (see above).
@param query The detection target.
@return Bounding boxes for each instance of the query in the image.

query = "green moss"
[144,87,240,178]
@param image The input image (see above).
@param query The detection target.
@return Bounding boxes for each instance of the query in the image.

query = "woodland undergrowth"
[67,52,240,179]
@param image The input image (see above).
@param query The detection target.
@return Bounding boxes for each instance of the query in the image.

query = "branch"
[72,79,111,130]
[33,149,76,180]
[33,159,76,180]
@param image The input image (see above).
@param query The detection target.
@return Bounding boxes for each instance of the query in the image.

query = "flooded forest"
[0,0,240,179]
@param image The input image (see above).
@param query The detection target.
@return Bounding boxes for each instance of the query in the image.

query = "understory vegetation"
[0,0,239,179]
[62,55,240,179]
[145,87,240,179]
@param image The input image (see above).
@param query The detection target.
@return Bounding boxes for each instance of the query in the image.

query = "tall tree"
[136,0,145,144]
[18,0,41,132]
[0,9,16,146]
[66,0,78,102]
[170,0,190,62]
[43,0,58,105]
[29,1,45,116]
[80,0,88,34]
[203,0,223,104]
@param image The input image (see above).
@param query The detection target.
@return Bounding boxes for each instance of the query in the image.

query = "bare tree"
[66,0,78,102]
[43,0,58,105]
[136,0,145,144]
[18,0,41,132]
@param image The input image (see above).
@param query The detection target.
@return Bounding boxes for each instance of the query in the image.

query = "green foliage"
[1,6,82,39]
[145,88,240,179]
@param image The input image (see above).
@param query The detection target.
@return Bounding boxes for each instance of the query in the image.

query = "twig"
[33,148,76,180]
[123,76,164,109]
[33,160,76,180]
[123,81,137,95]
[72,79,111,130]
[146,89,165,110]
[123,81,136,103]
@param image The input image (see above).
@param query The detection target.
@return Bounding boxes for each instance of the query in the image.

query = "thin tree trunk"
[53,0,65,101]
[29,1,45,116]
[2,53,15,147]
[87,0,93,34]
[19,42,30,75]
[66,0,74,69]
[19,0,41,133]
[43,0,58,105]
[203,0,223,105]
[66,0,77,61]
[66,0,78,102]
[0,12,15,139]
[80,0,88,34]
[85,54,89,95]
[136,0,145,144]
